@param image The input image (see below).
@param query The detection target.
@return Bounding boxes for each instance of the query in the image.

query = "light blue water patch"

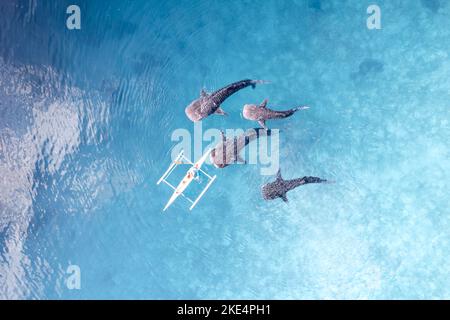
[0,0,449,299]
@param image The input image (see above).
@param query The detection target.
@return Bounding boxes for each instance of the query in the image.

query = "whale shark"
[261,169,329,202]
[243,99,309,129]
[185,79,267,122]
[210,128,271,168]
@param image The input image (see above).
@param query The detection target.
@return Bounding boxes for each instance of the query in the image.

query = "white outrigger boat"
[157,149,217,211]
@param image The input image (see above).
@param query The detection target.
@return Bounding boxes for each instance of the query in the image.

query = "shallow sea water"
[0,0,449,299]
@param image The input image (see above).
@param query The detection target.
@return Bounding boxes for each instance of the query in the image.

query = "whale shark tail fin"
[251,80,271,89]
[303,176,328,184]
[293,105,310,112]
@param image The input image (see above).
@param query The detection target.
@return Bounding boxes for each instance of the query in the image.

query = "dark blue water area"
[1,0,450,299]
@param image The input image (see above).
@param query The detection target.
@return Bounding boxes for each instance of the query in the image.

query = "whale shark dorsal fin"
[276,169,283,182]
[281,193,288,202]
[259,99,268,108]
[200,89,209,98]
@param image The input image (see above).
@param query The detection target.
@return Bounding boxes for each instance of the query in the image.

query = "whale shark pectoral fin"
[215,107,228,116]
[258,120,267,129]
[259,99,268,108]
[276,169,283,182]
[281,193,288,202]
[236,155,246,164]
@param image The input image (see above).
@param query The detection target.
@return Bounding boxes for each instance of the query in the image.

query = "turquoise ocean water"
[1,0,450,299]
